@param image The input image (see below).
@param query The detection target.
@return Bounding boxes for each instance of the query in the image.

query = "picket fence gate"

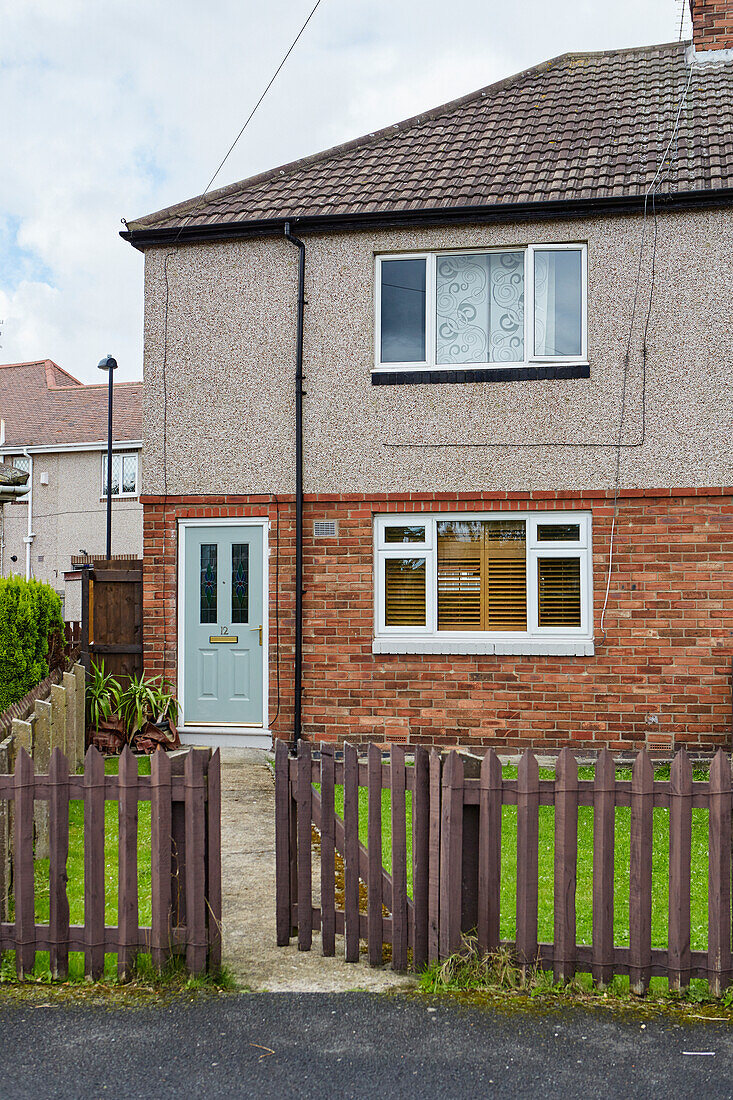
[276,740,733,996]
[6,744,221,979]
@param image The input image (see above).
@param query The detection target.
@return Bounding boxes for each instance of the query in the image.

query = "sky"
[0,0,691,383]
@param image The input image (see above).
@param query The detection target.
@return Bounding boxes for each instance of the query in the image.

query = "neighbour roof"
[0,361,142,448]
[125,40,733,240]
[0,462,29,487]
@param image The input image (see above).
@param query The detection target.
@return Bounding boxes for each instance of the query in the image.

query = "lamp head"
[97,354,118,371]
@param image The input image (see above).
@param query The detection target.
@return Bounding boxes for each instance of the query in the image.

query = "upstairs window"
[375,512,591,641]
[102,452,138,497]
[375,244,586,370]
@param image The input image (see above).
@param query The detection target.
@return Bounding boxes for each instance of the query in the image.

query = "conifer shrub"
[0,576,64,712]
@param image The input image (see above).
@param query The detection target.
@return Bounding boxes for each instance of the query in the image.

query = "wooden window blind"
[437,520,526,631]
[538,557,581,627]
[384,558,426,627]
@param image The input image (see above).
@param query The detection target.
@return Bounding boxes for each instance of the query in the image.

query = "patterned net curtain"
[436,252,524,364]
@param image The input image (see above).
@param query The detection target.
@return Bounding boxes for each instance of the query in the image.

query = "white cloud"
[0,0,689,381]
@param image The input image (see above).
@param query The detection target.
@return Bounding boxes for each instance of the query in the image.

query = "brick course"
[141,489,733,756]
[691,0,733,50]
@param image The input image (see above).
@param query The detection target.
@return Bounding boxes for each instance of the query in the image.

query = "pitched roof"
[0,462,29,487]
[0,361,142,449]
[126,40,733,239]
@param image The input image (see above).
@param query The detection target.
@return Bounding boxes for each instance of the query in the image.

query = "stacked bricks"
[691,0,733,50]
[141,488,733,756]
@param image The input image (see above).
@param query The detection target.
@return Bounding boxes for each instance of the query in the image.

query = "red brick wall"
[691,0,733,50]
[141,488,733,756]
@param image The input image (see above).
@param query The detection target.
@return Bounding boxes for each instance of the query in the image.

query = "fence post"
[428,751,442,963]
[0,736,11,921]
[708,749,732,996]
[478,748,502,955]
[439,751,464,960]
[84,746,106,980]
[14,748,35,978]
[275,740,292,947]
[412,745,430,971]
[297,740,313,952]
[668,748,692,992]
[184,748,208,976]
[554,748,578,983]
[391,744,408,971]
[62,673,78,774]
[48,747,70,979]
[516,750,540,975]
[206,748,222,972]
[117,746,139,980]
[73,662,86,758]
[629,750,653,995]
[34,701,52,861]
[592,749,615,987]
[343,742,360,963]
[320,743,336,958]
[367,743,383,966]
[150,749,172,971]
[50,684,66,758]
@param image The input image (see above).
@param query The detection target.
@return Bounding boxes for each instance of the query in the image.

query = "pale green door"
[183,525,264,727]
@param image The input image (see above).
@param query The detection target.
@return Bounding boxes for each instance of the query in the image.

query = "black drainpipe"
[284,222,305,750]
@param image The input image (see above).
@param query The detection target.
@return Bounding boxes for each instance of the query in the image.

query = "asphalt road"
[1,992,731,1099]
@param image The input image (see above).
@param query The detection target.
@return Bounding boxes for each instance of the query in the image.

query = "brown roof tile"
[127,41,733,236]
[0,361,142,448]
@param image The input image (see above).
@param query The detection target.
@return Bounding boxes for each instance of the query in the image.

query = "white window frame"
[102,451,139,498]
[373,511,594,656]
[374,243,588,373]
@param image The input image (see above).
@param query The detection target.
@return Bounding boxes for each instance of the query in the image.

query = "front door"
[182,524,265,728]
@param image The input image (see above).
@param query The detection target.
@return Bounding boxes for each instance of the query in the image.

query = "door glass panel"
[200,544,217,624]
[232,543,249,623]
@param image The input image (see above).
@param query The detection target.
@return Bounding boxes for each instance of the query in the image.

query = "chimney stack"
[690,0,733,52]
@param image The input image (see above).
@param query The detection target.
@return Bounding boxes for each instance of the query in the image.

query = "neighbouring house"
[0,360,143,619]
[122,5,733,754]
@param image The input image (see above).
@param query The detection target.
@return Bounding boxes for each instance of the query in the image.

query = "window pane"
[384,525,426,544]
[436,252,524,364]
[231,543,249,624]
[437,520,526,631]
[11,456,29,473]
[538,557,581,627]
[200,544,217,624]
[537,523,580,542]
[380,259,426,363]
[533,249,582,357]
[384,558,426,626]
[122,455,137,494]
[102,454,121,496]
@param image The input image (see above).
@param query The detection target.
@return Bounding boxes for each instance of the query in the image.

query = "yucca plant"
[86,660,121,730]
[116,672,178,742]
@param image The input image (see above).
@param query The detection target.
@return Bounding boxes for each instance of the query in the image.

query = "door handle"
[251,625,263,646]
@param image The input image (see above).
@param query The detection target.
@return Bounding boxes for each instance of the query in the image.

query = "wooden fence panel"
[84,746,106,979]
[391,745,408,971]
[367,744,383,966]
[668,749,692,991]
[411,745,430,971]
[516,750,540,971]
[81,559,143,685]
[592,749,615,986]
[296,740,313,952]
[439,751,464,960]
[708,749,732,996]
[478,748,502,955]
[320,745,336,958]
[14,749,35,978]
[150,749,172,970]
[343,743,360,963]
[629,750,654,995]
[554,748,578,983]
[48,747,70,979]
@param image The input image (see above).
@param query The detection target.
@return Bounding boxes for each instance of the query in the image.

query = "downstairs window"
[375,513,592,650]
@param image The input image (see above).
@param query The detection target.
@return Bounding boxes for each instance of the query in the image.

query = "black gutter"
[121,187,733,250]
[284,222,305,751]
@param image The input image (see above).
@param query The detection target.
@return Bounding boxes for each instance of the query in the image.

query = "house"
[122,4,733,754]
[0,462,29,505]
[0,360,143,618]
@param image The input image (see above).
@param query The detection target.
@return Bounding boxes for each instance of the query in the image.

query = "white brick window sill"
[372,638,595,657]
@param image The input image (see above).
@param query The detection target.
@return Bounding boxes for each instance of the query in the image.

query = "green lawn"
[4,756,153,982]
[331,762,711,952]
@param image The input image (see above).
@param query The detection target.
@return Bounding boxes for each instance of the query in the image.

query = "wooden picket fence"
[5,744,221,979]
[276,741,733,995]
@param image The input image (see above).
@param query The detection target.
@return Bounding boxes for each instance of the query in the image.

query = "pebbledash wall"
[141,487,733,755]
[139,209,733,754]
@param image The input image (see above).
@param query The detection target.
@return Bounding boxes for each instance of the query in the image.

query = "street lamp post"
[97,354,118,560]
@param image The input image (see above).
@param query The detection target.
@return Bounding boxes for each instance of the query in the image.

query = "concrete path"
[219,748,416,992]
